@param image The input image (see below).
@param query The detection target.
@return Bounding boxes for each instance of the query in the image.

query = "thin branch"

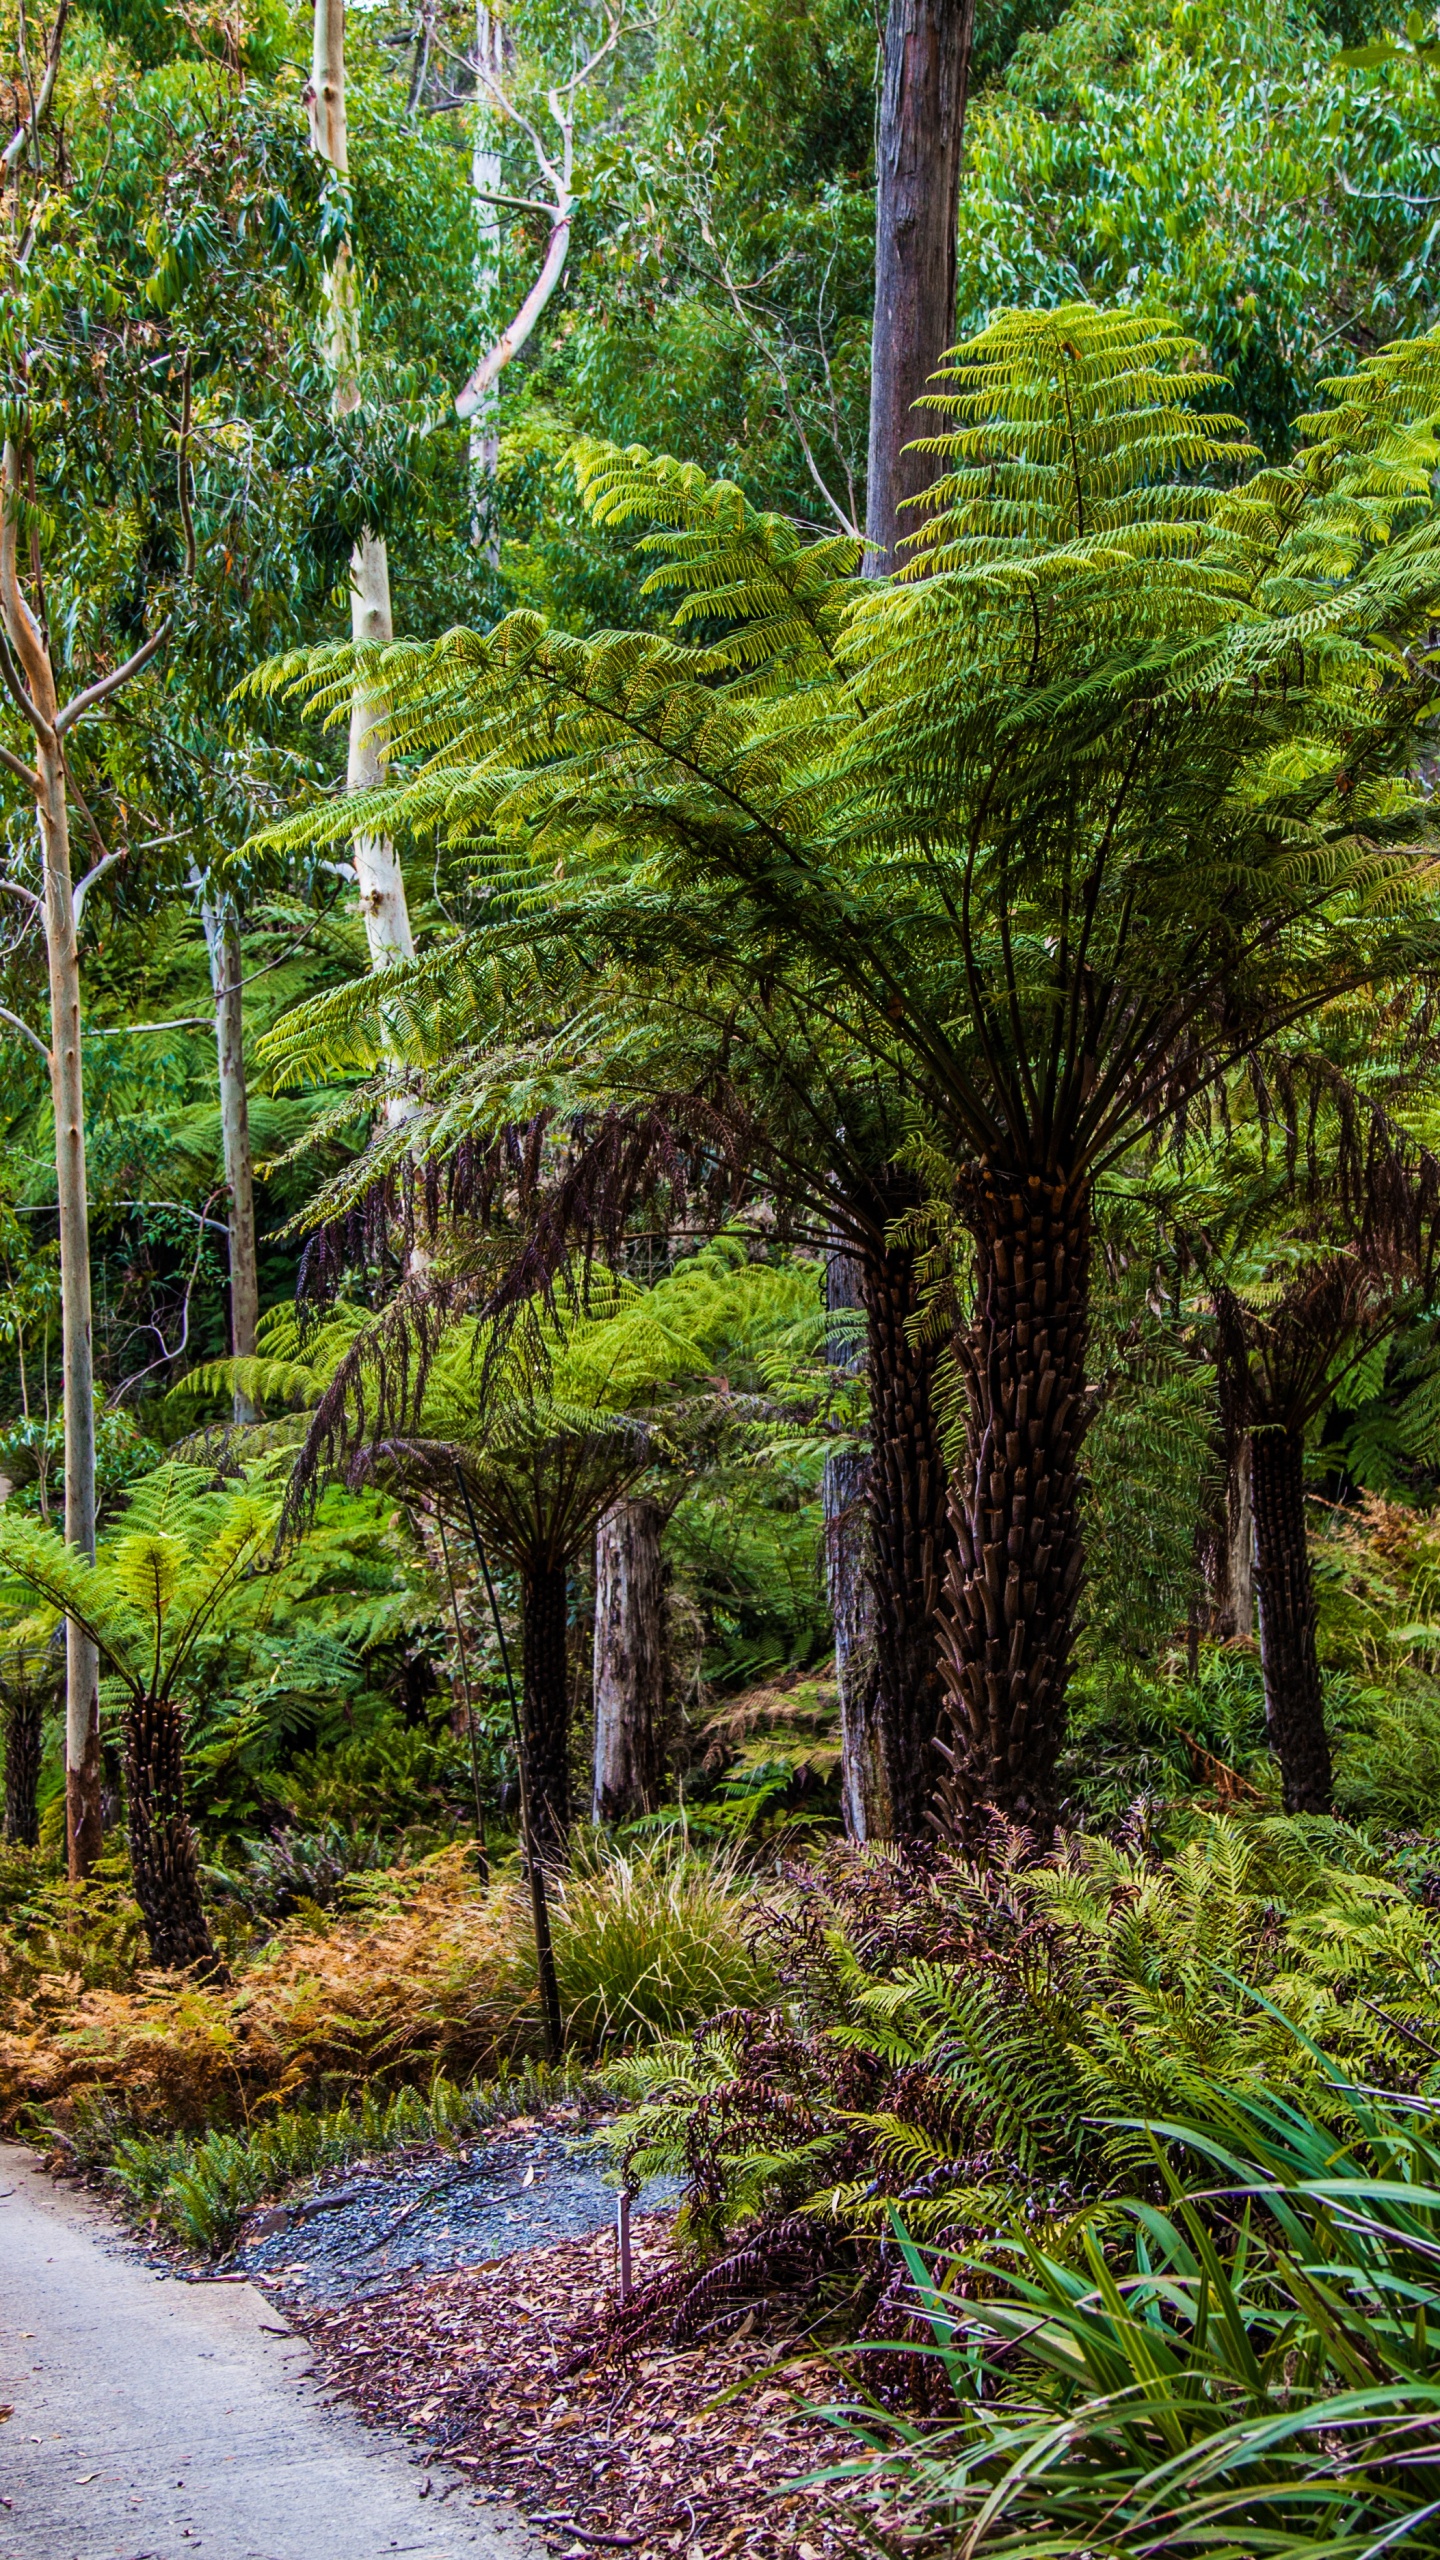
[0,737,34,789]
[71,843,123,930]
[88,1015,211,1036]
[1,0,70,172]
[0,1004,51,1064]
[55,620,173,737]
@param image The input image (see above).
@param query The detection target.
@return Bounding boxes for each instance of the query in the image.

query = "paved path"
[0,2145,541,2560]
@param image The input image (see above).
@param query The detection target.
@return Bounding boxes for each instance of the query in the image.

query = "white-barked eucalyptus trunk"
[200,898,258,1422]
[307,0,416,1000]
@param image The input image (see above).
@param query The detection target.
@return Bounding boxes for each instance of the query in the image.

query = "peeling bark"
[592,1495,665,1823]
[865,0,976,575]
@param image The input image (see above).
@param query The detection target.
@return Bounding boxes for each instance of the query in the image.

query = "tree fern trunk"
[521,1556,571,1862]
[123,1700,218,1972]
[2,1676,41,1847]
[936,1168,1090,1834]
[860,1219,952,1834]
[1250,1424,1332,1813]
[592,1495,665,1823]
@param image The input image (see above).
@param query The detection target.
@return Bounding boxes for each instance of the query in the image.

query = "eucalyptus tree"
[252,305,1440,1835]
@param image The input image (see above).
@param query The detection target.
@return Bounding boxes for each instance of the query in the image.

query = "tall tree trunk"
[827,1441,887,1838]
[592,1495,665,1822]
[469,0,503,556]
[936,1167,1090,1836]
[521,1554,570,1862]
[201,903,258,1424]
[1250,1423,1332,1814]
[123,1697,218,1971]
[1,1662,44,1847]
[1222,1429,1254,1640]
[307,0,417,1010]
[864,0,975,575]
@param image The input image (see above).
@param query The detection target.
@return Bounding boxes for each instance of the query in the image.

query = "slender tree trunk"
[827,1442,887,1838]
[825,1243,886,1837]
[592,1495,665,1823]
[307,0,416,1001]
[14,665,105,1878]
[1250,1423,1332,1814]
[201,903,258,1423]
[1,1666,43,1847]
[1223,1430,1254,1640]
[864,0,975,575]
[469,0,503,557]
[936,1167,1091,1836]
[123,1697,218,1970]
[521,1554,570,1861]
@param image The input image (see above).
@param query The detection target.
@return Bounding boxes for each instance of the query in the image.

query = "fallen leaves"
[279,2213,869,2559]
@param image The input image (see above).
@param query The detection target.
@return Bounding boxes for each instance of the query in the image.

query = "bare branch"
[71,844,123,931]
[1,0,70,173]
[55,620,173,738]
[0,876,40,913]
[0,738,35,790]
[0,1003,51,1065]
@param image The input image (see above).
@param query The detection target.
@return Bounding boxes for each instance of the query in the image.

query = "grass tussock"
[548,1832,774,2047]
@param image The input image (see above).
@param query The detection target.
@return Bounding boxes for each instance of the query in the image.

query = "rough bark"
[864,0,975,575]
[936,1167,1091,1835]
[1222,1429,1255,1641]
[592,1495,665,1823]
[827,1442,888,1838]
[1250,1424,1333,1814]
[859,1215,952,1833]
[1,1665,44,1847]
[123,1698,218,1971]
[521,1555,571,1862]
[201,905,258,1423]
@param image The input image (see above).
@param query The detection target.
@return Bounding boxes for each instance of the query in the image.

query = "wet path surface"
[0,2142,541,2560]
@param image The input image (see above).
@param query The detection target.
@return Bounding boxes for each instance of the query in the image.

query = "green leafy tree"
[249,303,1440,1835]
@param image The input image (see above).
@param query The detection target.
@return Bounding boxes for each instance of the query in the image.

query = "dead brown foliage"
[283,2213,869,2559]
[0,1846,539,2136]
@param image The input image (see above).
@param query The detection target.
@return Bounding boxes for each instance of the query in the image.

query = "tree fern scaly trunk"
[123,1698,218,1971]
[1250,1424,1332,1814]
[859,1212,952,1834]
[936,1167,1090,1835]
[521,1555,570,1862]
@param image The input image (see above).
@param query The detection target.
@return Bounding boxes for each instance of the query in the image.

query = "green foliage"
[599,1820,1440,2269]
[833,2067,1440,2556]
[105,2058,584,2254]
[544,1832,773,2049]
